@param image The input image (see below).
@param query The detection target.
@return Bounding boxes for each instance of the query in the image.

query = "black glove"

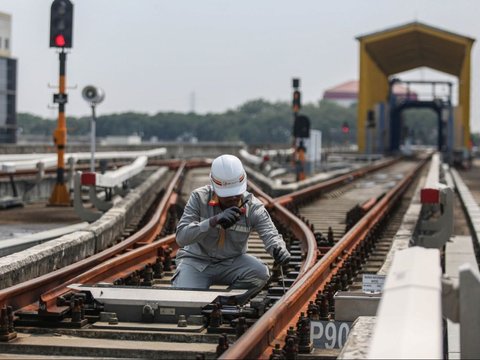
[273,246,291,265]
[210,206,242,229]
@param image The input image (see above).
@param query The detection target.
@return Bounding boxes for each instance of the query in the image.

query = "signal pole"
[81,85,105,172]
[49,48,70,205]
[48,0,73,205]
[292,78,306,181]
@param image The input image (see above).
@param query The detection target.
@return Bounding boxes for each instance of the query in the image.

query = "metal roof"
[356,22,475,76]
[323,80,415,97]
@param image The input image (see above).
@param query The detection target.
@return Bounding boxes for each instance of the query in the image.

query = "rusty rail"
[64,234,177,292]
[221,157,429,359]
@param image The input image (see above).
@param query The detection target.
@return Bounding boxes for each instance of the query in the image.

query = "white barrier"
[0,148,166,174]
[0,149,166,209]
[80,156,147,188]
[239,148,263,166]
[368,246,443,359]
[1,155,57,174]
[75,156,148,222]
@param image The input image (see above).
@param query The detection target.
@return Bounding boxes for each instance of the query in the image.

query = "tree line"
[17,99,441,146]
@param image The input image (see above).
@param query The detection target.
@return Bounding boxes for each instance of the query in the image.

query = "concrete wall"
[0,141,245,158]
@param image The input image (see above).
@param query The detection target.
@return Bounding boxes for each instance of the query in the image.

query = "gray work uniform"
[173,185,286,303]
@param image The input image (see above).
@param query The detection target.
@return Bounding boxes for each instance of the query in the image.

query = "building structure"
[323,80,417,108]
[0,12,16,144]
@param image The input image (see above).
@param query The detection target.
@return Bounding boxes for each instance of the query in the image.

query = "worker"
[173,154,291,304]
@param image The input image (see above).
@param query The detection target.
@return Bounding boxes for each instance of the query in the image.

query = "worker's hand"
[210,206,242,229]
[273,246,291,265]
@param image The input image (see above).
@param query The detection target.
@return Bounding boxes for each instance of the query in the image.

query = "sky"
[1,0,479,131]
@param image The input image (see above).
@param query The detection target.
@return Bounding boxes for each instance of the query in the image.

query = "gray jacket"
[175,185,286,271]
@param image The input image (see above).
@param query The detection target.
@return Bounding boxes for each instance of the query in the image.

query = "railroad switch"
[68,284,247,323]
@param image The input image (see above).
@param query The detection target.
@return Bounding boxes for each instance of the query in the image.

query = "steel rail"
[221,157,429,359]
[275,157,400,206]
[0,161,192,311]
[65,234,177,291]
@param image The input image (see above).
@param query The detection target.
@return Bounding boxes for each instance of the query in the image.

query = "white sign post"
[303,129,322,174]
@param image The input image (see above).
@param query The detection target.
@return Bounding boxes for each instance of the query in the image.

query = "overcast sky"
[1,0,479,130]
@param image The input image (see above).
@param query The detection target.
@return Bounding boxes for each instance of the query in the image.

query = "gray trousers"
[172,254,270,305]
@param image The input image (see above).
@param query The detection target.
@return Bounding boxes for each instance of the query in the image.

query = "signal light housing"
[50,0,73,48]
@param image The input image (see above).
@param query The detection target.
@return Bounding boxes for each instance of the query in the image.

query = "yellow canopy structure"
[356,22,474,152]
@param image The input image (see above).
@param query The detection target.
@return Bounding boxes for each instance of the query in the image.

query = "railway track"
[0,155,434,359]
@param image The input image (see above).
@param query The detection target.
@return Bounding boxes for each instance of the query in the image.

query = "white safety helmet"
[210,154,247,197]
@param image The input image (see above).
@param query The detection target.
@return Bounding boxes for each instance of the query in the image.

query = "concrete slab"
[446,236,477,279]
[0,332,217,359]
[337,316,376,359]
[447,320,460,359]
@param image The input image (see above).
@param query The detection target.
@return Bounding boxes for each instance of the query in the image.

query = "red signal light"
[342,122,350,134]
[55,34,66,47]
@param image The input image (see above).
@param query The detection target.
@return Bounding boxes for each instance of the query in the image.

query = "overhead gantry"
[356,22,474,156]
